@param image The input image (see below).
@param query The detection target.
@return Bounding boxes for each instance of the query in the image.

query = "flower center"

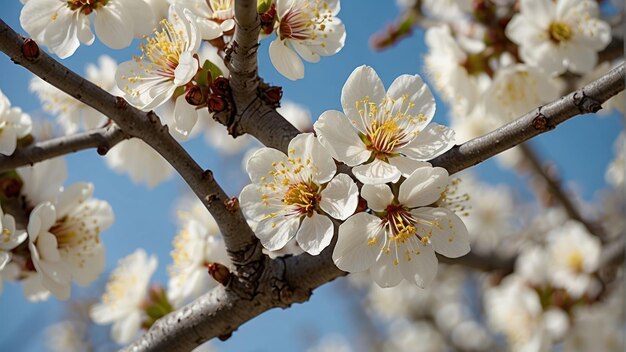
[384,204,417,243]
[66,0,107,15]
[283,182,320,216]
[208,0,234,21]
[139,19,187,79]
[567,251,584,273]
[49,214,101,258]
[279,0,334,42]
[549,21,573,43]
[356,95,425,158]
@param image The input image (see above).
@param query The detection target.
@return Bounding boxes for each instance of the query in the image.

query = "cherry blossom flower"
[315,65,455,185]
[332,165,470,288]
[240,133,358,255]
[0,207,27,271]
[0,89,32,156]
[27,181,113,300]
[174,0,234,39]
[505,0,611,75]
[30,55,119,134]
[270,0,346,80]
[20,0,154,58]
[167,197,230,306]
[116,5,202,137]
[90,249,157,344]
[105,138,175,188]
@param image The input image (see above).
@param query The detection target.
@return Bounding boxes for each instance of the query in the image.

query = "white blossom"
[315,65,455,185]
[0,89,32,156]
[20,0,154,58]
[105,138,175,188]
[90,249,158,344]
[167,197,230,306]
[606,132,624,189]
[270,0,346,80]
[44,320,91,352]
[172,0,234,39]
[240,133,358,255]
[505,0,611,75]
[332,165,470,288]
[546,221,601,298]
[116,5,202,137]
[27,181,113,300]
[0,206,27,271]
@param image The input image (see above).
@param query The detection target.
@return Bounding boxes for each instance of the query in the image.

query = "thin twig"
[0,125,127,172]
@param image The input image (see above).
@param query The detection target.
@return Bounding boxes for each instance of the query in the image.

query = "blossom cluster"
[0,157,113,301]
[240,65,470,288]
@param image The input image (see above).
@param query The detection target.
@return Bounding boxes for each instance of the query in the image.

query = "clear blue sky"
[0,1,623,351]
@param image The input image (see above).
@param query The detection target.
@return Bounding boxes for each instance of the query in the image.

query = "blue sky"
[0,1,623,351]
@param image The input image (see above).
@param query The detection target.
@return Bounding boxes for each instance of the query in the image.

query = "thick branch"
[0,20,259,268]
[0,125,127,172]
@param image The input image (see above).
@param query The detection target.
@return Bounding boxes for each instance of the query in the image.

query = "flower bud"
[207,262,231,286]
[210,77,230,95]
[207,94,228,113]
[261,85,282,107]
[185,85,204,106]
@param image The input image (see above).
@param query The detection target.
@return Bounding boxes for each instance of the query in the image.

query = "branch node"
[202,169,214,181]
[207,262,232,286]
[205,193,219,205]
[532,113,548,131]
[224,196,240,213]
[147,111,159,123]
[21,38,39,60]
[96,144,109,156]
[573,91,602,114]
[114,96,127,109]
[217,332,233,341]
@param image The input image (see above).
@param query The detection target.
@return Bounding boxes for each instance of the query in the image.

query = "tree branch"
[0,125,127,172]
[429,63,625,174]
[0,19,260,270]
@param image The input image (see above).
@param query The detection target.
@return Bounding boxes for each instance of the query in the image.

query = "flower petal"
[341,65,385,134]
[254,215,299,251]
[288,133,336,184]
[94,3,134,49]
[386,74,436,129]
[388,157,431,178]
[319,173,359,220]
[239,184,283,221]
[401,123,456,161]
[399,166,448,208]
[314,110,370,166]
[245,147,288,184]
[296,213,333,255]
[398,240,437,288]
[269,39,304,80]
[352,159,401,185]
[332,213,382,272]
[173,95,199,138]
[371,250,404,288]
[360,183,393,212]
[174,51,199,86]
[413,207,470,258]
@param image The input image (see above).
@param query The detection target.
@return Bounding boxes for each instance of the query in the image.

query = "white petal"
[399,166,448,208]
[313,110,370,166]
[521,0,555,28]
[292,42,321,63]
[239,184,283,221]
[413,207,470,258]
[0,128,17,155]
[254,215,300,251]
[386,74,436,129]
[564,46,597,74]
[352,159,401,185]
[43,9,81,59]
[371,251,404,288]
[27,202,57,242]
[332,213,382,272]
[94,3,134,49]
[288,133,336,184]
[296,213,334,255]
[111,310,142,344]
[269,39,304,80]
[401,123,456,161]
[0,251,10,271]
[174,51,199,86]
[319,174,359,220]
[20,0,64,41]
[245,148,288,184]
[388,157,431,178]
[173,95,198,138]
[398,240,437,288]
[341,65,385,133]
[360,184,393,212]
[37,232,61,262]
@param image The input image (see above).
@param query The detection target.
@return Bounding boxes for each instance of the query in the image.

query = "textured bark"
[0,125,127,172]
